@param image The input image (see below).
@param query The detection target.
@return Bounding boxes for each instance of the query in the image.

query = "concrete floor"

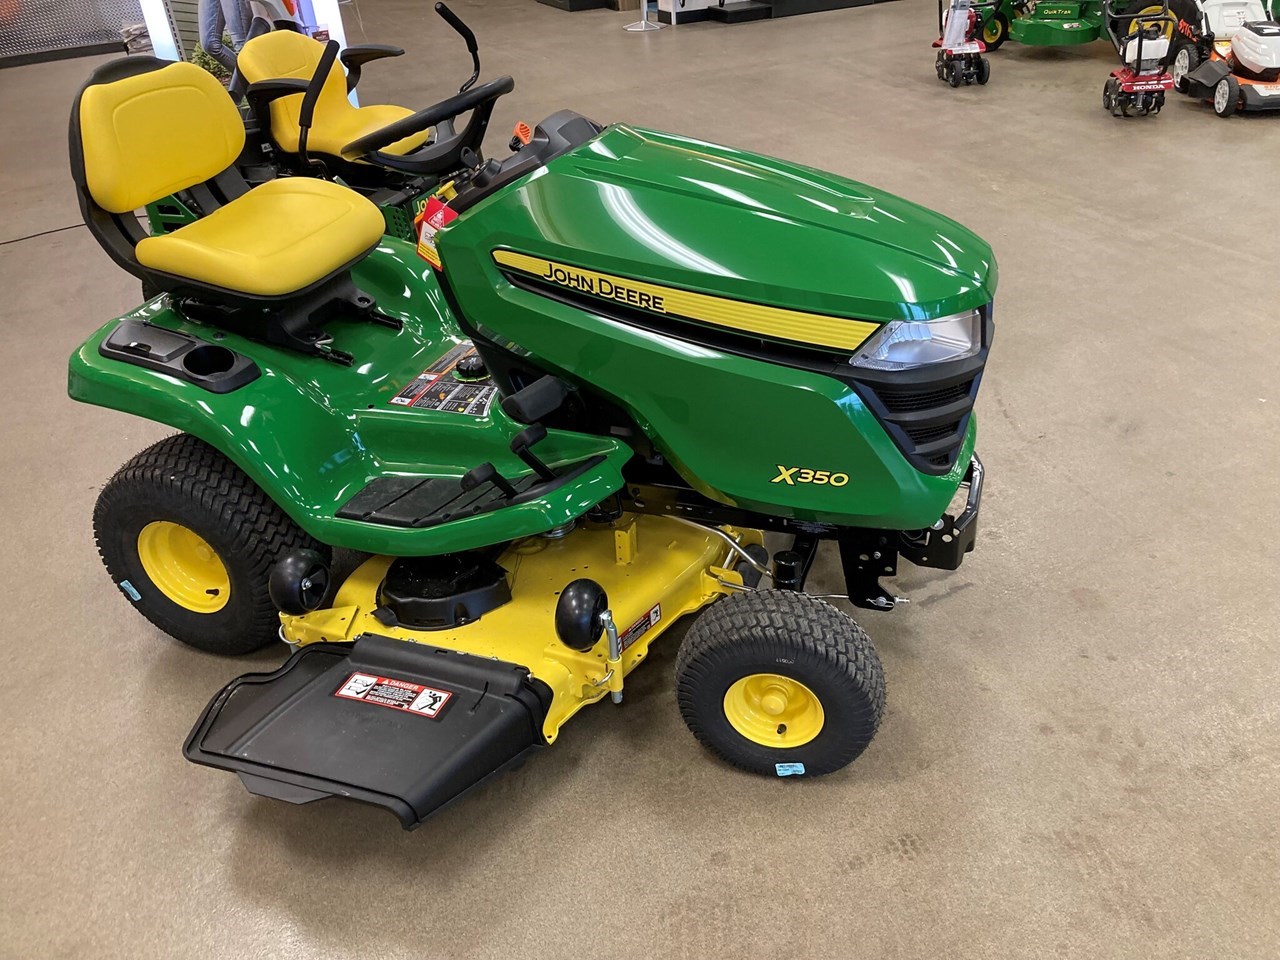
[2,1,1279,957]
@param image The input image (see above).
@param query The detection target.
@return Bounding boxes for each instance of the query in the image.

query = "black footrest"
[335,455,605,528]
[184,635,552,828]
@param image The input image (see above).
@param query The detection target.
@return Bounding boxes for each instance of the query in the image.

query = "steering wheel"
[340,75,515,163]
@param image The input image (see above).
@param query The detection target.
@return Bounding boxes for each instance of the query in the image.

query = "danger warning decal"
[334,672,453,719]
[389,341,497,417]
[619,604,662,653]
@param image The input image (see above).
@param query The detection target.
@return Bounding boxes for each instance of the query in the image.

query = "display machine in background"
[656,0,898,24]
[0,0,345,68]
[0,0,142,67]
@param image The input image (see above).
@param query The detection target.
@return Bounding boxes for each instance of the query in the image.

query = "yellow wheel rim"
[136,521,231,614]
[1126,5,1173,38]
[723,673,825,748]
[982,19,1003,43]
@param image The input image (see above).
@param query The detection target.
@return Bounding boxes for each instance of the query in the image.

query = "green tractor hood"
[458,124,996,331]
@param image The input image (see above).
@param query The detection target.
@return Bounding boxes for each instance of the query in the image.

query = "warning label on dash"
[619,604,662,653]
[334,672,453,719]
[388,342,497,417]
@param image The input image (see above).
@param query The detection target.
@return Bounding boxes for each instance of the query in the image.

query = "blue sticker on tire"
[119,580,141,602]
[775,762,805,777]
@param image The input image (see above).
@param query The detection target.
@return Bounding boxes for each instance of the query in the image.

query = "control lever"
[510,425,556,481]
[460,462,518,499]
[500,375,568,424]
[435,2,481,92]
[509,121,532,152]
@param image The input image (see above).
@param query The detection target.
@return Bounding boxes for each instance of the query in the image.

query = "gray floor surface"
[1,1,1278,957]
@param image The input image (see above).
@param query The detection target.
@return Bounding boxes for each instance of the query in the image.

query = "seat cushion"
[135,178,385,297]
[310,103,433,160]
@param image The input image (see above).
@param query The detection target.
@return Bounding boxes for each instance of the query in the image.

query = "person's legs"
[223,0,253,46]
[198,0,236,70]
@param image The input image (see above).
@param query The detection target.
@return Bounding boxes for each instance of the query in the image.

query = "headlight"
[849,309,982,371]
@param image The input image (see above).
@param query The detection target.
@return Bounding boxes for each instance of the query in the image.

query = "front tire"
[982,12,1010,50]
[1214,75,1240,116]
[976,56,991,85]
[1103,77,1119,113]
[675,591,885,778]
[93,433,330,655]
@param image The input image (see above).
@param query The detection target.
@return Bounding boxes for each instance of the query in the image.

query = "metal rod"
[672,518,774,581]
[602,611,623,703]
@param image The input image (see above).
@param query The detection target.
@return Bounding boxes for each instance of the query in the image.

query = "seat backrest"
[71,58,245,215]
[237,30,355,154]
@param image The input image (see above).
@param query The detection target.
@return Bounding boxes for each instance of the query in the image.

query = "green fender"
[67,239,631,555]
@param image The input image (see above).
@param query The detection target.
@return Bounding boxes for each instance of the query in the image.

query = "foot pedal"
[184,634,551,828]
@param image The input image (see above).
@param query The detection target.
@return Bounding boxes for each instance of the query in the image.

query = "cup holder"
[183,344,237,377]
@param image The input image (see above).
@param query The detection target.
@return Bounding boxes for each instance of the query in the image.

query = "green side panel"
[380,201,418,243]
[439,129,992,530]
[67,239,630,555]
[1010,4,1104,44]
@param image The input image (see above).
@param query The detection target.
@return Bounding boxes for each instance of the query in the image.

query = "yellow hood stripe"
[493,250,879,352]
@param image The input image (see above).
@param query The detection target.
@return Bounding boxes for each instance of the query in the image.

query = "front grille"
[876,381,973,413]
[904,420,962,446]
[852,369,979,476]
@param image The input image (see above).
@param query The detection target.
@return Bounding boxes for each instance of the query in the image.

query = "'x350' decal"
[771,466,850,487]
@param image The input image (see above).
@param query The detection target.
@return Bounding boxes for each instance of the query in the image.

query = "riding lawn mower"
[68,8,996,828]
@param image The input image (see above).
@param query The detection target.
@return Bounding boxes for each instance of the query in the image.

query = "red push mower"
[1102,0,1177,115]
[935,0,998,86]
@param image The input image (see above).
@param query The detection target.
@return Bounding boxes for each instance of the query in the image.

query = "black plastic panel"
[100,319,260,393]
[184,634,552,829]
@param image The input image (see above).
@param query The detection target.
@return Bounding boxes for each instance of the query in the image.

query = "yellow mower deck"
[280,514,762,742]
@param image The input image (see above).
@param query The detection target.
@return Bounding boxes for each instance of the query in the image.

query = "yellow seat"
[237,31,431,160]
[73,57,385,302]
[136,178,385,297]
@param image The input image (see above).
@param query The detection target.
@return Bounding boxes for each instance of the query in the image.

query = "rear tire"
[976,56,991,85]
[1214,75,1240,116]
[675,591,885,777]
[93,433,330,655]
[1171,43,1200,94]
[948,61,963,87]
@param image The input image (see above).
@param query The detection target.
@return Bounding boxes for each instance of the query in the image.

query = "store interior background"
[1,0,1277,957]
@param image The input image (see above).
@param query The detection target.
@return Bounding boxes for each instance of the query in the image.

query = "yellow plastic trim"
[280,514,764,742]
[136,521,231,614]
[492,250,880,352]
[723,673,824,747]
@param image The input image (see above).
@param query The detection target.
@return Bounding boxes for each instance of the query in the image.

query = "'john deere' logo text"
[541,263,667,314]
